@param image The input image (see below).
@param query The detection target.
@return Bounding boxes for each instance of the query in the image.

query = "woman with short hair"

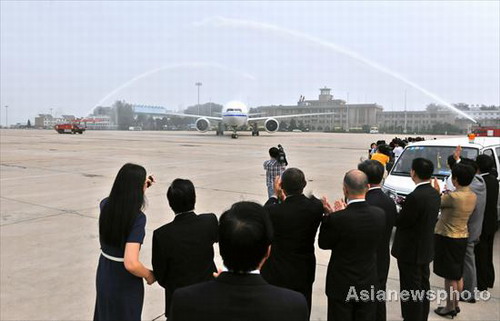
[433,163,477,318]
[93,163,156,321]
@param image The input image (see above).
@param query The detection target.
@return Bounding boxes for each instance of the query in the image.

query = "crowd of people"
[368,137,430,171]
[93,145,498,321]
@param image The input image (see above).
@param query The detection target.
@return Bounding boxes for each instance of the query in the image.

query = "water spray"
[196,17,477,123]
[89,62,256,115]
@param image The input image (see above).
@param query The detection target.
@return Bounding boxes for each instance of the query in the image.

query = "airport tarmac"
[1,129,499,321]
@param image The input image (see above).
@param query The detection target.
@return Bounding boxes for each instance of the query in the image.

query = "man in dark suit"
[319,170,386,321]
[391,158,441,321]
[475,154,499,291]
[261,167,323,313]
[358,160,397,321]
[169,201,309,321]
[152,179,218,318]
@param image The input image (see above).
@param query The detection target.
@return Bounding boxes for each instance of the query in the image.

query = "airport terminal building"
[253,87,383,131]
[252,87,498,133]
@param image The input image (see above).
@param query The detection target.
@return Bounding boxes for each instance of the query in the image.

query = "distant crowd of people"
[368,136,430,171]
[93,144,498,321]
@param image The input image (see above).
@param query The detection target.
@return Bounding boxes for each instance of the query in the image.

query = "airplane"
[167,100,335,138]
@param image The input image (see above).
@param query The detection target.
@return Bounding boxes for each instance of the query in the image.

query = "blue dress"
[94,200,147,321]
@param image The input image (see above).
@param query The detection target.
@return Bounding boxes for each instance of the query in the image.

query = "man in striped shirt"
[263,147,286,198]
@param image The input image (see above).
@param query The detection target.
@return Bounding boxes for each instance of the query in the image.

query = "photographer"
[263,146,287,198]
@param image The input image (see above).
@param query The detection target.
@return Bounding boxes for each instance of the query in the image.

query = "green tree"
[27,120,32,128]
[112,101,134,130]
[289,118,298,130]
[136,114,147,127]
[279,120,288,131]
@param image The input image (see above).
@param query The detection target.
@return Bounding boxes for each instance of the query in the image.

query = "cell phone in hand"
[146,175,154,188]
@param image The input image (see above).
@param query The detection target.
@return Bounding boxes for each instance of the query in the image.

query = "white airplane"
[167,101,335,138]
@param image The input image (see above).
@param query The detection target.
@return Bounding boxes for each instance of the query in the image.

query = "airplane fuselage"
[221,101,249,130]
[222,111,248,128]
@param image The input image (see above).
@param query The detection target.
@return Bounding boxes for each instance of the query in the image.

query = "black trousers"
[375,283,387,321]
[475,232,496,291]
[397,261,430,321]
[327,296,376,321]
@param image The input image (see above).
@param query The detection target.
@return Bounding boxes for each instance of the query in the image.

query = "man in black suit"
[319,169,386,321]
[358,160,397,321]
[475,154,499,291]
[261,167,323,313]
[169,201,309,321]
[152,179,218,318]
[391,158,441,321]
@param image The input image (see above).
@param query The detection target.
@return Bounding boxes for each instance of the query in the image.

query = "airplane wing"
[248,112,335,122]
[165,113,222,121]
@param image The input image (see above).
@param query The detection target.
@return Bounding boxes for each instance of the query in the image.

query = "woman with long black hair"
[94,163,156,321]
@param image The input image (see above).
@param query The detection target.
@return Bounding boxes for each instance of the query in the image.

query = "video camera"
[277,144,288,166]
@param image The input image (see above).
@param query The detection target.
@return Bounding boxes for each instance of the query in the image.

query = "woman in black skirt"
[433,163,477,318]
[93,163,156,321]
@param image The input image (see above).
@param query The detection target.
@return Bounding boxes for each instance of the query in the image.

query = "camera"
[277,144,288,166]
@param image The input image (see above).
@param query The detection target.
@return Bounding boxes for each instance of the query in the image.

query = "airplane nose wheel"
[231,133,238,139]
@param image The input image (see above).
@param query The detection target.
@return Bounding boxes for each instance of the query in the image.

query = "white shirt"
[368,186,382,191]
[222,265,260,275]
[415,181,431,188]
[394,146,404,158]
[347,199,365,205]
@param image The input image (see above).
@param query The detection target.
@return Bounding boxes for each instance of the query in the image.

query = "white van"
[382,136,500,215]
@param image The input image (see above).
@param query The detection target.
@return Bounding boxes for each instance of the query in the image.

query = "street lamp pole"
[4,105,8,128]
[346,93,349,132]
[195,82,202,115]
[403,90,407,134]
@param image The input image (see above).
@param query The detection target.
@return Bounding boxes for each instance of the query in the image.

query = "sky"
[1,1,499,125]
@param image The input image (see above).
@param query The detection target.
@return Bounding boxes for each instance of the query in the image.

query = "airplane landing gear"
[231,133,238,139]
[216,123,224,136]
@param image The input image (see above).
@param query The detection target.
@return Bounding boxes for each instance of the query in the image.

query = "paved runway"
[1,129,498,320]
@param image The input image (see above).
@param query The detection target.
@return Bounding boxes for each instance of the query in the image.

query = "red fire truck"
[54,123,85,134]
[471,126,500,137]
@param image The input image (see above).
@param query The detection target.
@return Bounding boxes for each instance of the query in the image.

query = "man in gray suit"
[459,158,486,303]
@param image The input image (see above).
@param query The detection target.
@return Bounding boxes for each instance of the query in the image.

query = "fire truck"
[54,123,86,134]
[471,126,500,137]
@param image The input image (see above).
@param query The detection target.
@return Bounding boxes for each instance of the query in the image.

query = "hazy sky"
[1,1,499,124]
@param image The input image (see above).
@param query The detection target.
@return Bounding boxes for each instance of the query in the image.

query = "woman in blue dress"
[94,163,156,321]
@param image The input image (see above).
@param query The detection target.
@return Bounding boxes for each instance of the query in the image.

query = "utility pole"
[346,92,349,132]
[195,82,202,115]
[403,90,407,134]
[4,105,8,128]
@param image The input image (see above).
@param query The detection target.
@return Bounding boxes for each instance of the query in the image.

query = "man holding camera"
[263,146,287,198]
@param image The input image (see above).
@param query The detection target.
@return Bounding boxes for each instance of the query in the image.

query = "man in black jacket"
[169,201,309,321]
[475,154,499,291]
[319,169,386,321]
[358,160,397,321]
[152,179,218,318]
[261,167,323,313]
[391,158,441,321]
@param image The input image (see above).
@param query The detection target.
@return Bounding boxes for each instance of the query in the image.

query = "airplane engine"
[264,118,279,133]
[195,118,210,132]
